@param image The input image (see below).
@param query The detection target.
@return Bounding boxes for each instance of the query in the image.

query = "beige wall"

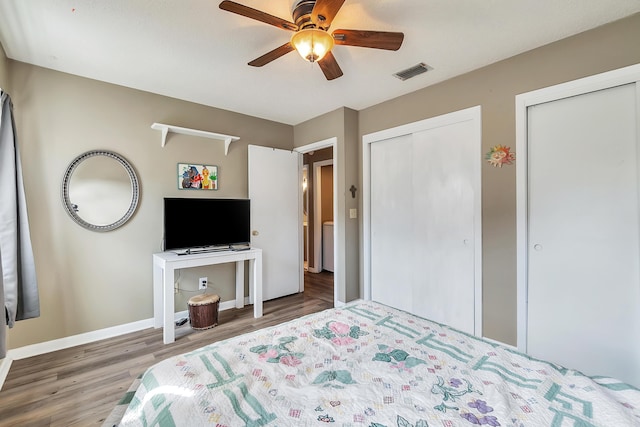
[320,166,333,223]
[0,43,8,91]
[358,13,640,345]
[6,62,293,350]
[293,107,359,302]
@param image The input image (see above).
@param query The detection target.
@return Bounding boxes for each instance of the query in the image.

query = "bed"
[110,300,640,426]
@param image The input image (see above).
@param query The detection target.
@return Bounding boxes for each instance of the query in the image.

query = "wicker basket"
[188,294,220,330]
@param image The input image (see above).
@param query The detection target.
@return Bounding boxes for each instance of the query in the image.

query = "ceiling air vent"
[393,63,431,81]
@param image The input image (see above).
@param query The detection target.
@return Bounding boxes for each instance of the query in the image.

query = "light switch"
[349,208,357,219]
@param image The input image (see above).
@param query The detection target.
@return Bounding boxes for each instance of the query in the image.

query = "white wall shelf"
[151,122,240,155]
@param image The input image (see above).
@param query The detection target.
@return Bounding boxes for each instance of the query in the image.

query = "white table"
[153,248,263,344]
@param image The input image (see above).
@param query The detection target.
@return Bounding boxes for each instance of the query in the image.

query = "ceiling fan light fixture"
[291,28,334,63]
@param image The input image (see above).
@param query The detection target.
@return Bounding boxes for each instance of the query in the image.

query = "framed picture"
[178,163,218,190]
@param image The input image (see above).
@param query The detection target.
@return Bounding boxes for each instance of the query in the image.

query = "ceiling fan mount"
[292,0,318,29]
[219,0,404,80]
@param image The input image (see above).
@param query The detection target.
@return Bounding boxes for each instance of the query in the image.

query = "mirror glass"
[62,151,139,231]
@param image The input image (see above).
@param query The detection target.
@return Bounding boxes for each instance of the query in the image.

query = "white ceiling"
[1,0,639,125]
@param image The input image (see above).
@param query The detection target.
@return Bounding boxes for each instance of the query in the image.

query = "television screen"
[163,198,250,251]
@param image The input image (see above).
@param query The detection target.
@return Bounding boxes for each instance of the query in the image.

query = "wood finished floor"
[0,271,334,426]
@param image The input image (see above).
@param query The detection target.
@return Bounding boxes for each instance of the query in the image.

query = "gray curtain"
[0,91,39,359]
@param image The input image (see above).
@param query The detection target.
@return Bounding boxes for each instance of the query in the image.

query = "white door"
[248,145,302,301]
[524,82,640,386]
[365,106,482,336]
[370,134,414,313]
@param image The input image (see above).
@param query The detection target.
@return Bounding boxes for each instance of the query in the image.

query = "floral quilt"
[117,301,640,426]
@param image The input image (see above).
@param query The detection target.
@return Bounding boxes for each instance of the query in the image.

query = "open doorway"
[297,140,336,306]
[307,156,332,273]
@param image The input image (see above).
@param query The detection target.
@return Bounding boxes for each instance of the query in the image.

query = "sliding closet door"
[368,108,481,335]
[411,125,477,332]
[370,134,414,312]
[527,82,640,385]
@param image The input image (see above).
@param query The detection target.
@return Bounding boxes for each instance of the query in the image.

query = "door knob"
[252,230,259,236]
[534,244,543,251]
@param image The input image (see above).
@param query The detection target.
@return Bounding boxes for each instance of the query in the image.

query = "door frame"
[362,106,483,336]
[295,138,339,306]
[302,164,309,270]
[515,63,640,352]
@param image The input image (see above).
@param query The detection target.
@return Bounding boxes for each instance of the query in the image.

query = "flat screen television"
[163,198,250,251]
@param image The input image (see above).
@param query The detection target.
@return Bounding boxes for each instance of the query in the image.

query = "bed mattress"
[116,300,640,426]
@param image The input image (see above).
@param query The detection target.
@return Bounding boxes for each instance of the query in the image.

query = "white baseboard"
[7,318,156,361]
[481,335,516,350]
[0,356,12,391]
[0,296,248,391]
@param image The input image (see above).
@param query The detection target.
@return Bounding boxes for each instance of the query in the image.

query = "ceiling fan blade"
[332,29,404,51]
[219,1,297,31]
[248,42,295,67]
[318,51,343,80]
[311,0,346,30]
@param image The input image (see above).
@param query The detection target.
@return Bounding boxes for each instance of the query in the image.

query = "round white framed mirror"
[61,150,140,231]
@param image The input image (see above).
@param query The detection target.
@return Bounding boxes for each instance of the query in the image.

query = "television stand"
[153,248,262,344]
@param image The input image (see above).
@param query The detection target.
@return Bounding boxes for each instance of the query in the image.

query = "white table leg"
[235,260,244,309]
[163,265,175,344]
[153,260,162,329]
[252,254,263,318]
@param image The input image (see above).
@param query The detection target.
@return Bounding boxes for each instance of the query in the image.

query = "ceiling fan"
[219,0,404,80]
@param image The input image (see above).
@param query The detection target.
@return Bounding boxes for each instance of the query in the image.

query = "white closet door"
[527,83,640,385]
[368,109,481,335]
[370,134,414,313]
[412,125,476,331]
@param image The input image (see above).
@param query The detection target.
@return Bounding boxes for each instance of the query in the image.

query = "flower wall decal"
[485,145,515,168]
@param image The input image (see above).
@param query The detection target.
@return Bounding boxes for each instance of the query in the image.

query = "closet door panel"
[412,123,476,333]
[527,83,640,385]
[370,135,414,312]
